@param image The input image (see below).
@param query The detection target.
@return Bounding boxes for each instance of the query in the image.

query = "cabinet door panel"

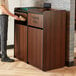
[19,25,27,62]
[28,27,43,69]
[14,24,20,59]
[14,24,27,62]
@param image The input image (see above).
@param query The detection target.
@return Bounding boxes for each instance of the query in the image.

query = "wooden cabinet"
[27,10,66,71]
[14,9,67,71]
[14,24,27,62]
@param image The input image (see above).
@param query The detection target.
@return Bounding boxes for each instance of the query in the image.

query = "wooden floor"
[0,49,76,76]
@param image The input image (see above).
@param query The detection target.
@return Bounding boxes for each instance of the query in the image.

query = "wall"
[20,0,44,7]
[45,0,70,10]
[7,0,20,45]
[69,0,75,63]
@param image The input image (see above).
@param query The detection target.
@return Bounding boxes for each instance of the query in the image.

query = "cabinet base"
[65,61,74,67]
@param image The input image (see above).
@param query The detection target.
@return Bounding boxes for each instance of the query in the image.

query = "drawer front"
[28,13,43,28]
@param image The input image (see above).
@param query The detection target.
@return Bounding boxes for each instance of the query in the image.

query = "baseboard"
[65,61,74,67]
[7,45,14,49]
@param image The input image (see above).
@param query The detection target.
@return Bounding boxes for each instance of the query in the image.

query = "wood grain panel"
[19,25,27,62]
[28,13,43,28]
[28,27,43,69]
[14,24,20,59]
[43,11,56,70]
[15,9,67,71]
[14,24,27,62]
[43,10,66,70]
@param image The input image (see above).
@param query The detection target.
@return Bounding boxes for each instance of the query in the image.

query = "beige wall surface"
[7,0,20,45]
[45,0,70,10]
[20,0,44,7]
